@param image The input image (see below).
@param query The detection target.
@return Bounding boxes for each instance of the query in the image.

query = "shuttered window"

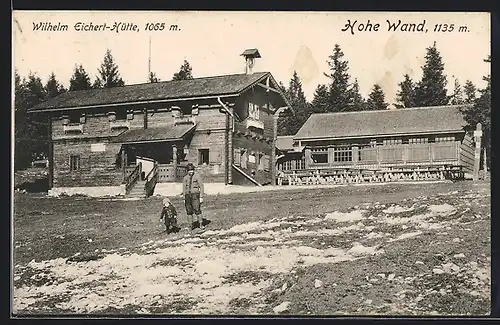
[69,155,80,171]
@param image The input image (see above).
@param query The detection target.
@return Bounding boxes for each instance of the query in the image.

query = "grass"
[12,180,491,316]
[13,181,474,264]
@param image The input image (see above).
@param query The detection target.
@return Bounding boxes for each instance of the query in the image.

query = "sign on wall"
[91,143,106,152]
[248,154,256,163]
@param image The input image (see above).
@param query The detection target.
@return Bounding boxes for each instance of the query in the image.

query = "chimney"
[241,49,261,74]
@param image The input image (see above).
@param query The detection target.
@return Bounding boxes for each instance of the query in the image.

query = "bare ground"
[12,181,491,316]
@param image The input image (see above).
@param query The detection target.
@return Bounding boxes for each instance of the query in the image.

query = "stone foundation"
[153,180,453,197]
[48,185,126,197]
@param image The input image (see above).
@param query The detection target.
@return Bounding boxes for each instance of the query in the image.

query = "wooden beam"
[256,82,282,94]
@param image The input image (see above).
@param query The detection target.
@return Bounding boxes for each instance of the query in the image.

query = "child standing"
[159,197,178,234]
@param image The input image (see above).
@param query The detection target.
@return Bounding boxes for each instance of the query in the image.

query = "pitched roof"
[111,124,196,144]
[295,105,469,141]
[276,135,295,151]
[29,72,271,112]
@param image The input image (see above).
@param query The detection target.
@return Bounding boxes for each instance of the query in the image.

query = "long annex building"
[276,105,477,185]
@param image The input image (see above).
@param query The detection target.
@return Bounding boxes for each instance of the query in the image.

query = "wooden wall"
[51,111,144,140]
[285,132,467,172]
[184,129,226,183]
[234,88,275,139]
[232,135,272,185]
[53,140,123,187]
[230,87,277,185]
[48,89,284,187]
[459,132,475,174]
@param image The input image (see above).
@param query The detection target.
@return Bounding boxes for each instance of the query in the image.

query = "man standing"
[182,163,205,231]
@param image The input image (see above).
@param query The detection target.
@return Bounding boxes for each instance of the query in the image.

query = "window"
[263,155,270,171]
[248,152,256,164]
[68,113,81,124]
[115,109,127,121]
[69,155,80,171]
[298,156,305,170]
[383,138,403,145]
[409,138,428,144]
[311,148,328,164]
[240,149,248,169]
[198,149,209,165]
[248,102,260,120]
[181,106,192,116]
[258,153,264,170]
[234,148,241,166]
[283,161,292,170]
[334,147,353,162]
[435,136,455,143]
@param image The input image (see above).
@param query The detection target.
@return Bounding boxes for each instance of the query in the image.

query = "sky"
[12,11,490,106]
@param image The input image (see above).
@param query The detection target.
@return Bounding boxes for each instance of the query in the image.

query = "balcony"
[110,120,130,130]
[63,123,84,134]
[174,115,196,126]
[245,118,264,130]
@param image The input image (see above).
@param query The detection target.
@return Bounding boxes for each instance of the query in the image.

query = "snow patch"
[324,210,366,223]
[383,205,415,214]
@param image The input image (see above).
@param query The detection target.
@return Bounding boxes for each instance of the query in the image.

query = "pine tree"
[14,70,30,170]
[414,42,450,106]
[69,64,92,91]
[149,72,160,83]
[450,78,464,105]
[14,72,49,169]
[325,44,353,112]
[348,78,366,111]
[395,74,416,108]
[460,56,491,168]
[92,78,102,89]
[95,49,125,88]
[366,84,388,110]
[288,71,310,131]
[463,80,477,104]
[277,81,293,136]
[278,71,310,135]
[172,60,193,81]
[45,72,67,98]
[278,81,287,94]
[310,84,330,113]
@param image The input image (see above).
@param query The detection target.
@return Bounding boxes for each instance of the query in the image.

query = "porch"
[277,141,463,184]
[279,141,460,171]
[112,124,196,196]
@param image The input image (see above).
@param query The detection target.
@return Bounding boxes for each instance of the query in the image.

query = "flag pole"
[148,36,151,82]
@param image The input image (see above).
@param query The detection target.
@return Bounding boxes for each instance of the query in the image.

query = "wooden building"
[276,105,476,185]
[28,49,290,197]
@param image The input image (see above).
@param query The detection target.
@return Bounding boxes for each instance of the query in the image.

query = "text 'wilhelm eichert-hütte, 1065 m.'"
[32,22,180,33]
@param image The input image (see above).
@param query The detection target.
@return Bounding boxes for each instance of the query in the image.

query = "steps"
[127,180,146,198]
[232,164,262,186]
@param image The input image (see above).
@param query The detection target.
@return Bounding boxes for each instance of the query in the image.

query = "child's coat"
[160,199,178,231]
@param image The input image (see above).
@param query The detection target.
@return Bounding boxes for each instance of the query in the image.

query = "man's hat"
[162,197,171,206]
[187,163,195,171]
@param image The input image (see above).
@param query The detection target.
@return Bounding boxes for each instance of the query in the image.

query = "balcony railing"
[245,118,264,130]
[110,120,130,130]
[63,123,84,134]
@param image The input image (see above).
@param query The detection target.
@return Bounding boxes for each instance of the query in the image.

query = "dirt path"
[12,181,490,315]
